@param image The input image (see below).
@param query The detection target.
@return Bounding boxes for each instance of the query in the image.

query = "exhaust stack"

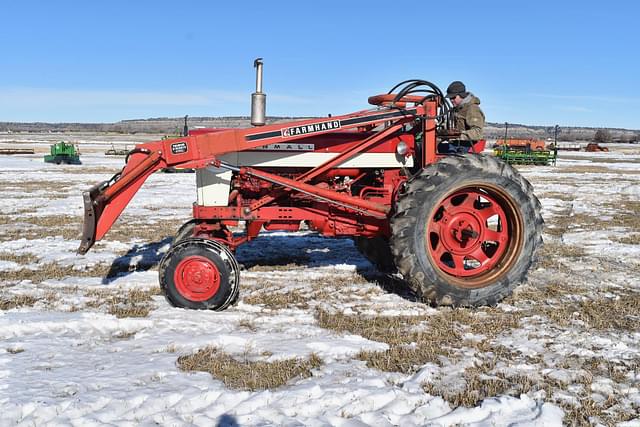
[251,58,266,126]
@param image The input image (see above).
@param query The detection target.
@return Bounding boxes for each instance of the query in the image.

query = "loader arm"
[78,102,427,254]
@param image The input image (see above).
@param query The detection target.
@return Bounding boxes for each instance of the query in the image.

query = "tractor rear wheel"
[390,154,543,306]
[354,236,395,272]
[159,238,240,310]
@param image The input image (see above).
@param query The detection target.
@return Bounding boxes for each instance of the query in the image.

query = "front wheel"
[390,154,543,306]
[159,238,240,310]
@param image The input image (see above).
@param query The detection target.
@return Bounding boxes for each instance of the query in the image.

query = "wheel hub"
[427,189,510,278]
[444,214,481,251]
[174,255,221,301]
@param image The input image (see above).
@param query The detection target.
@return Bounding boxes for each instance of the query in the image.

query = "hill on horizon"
[1,117,638,142]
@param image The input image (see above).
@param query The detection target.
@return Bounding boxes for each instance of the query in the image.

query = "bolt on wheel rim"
[174,255,221,301]
[426,187,519,283]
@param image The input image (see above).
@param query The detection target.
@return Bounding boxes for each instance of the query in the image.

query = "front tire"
[159,238,240,310]
[171,219,198,247]
[390,154,543,306]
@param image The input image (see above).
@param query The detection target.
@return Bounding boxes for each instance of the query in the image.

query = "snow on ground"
[1,142,639,426]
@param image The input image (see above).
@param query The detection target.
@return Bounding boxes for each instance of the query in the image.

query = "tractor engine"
[191,128,414,240]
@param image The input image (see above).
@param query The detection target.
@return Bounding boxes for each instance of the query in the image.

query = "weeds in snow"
[423,366,540,408]
[242,273,369,310]
[177,347,322,391]
[316,306,533,374]
[2,263,116,283]
[0,294,39,310]
[611,233,640,245]
[0,214,81,241]
[85,288,159,318]
[0,252,40,265]
[243,287,311,310]
[539,191,576,202]
[552,165,640,175]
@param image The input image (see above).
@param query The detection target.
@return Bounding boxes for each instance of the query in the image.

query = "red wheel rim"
[173,255,221,301]
[427,188,517,283]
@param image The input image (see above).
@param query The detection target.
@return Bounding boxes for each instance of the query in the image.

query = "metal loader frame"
[78,87,446,255]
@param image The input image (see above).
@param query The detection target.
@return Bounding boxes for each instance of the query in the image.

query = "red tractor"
[79,59,543,311]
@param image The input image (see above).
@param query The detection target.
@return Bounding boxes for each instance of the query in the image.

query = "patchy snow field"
[1,138,639,426]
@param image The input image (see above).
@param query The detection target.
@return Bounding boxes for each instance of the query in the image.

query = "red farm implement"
[78,59,543,311]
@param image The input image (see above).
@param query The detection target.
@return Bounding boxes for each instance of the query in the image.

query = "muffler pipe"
[251,58,266,126]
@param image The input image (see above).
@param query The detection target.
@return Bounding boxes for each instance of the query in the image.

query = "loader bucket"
[78,182,103,255]
[78,150,163,254]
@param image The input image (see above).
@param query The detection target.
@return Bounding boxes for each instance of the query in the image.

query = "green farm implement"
[493,124,558,166]
[44,142,81,165]
[493,145,557,166]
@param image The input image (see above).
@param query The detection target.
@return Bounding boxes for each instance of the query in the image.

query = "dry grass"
[165,344,178,353]
[2,263,119,283]
[539,191,576,202]
[545,211,595,238]
[59,167,120,175]
[243,288,311,309]
[0,213,183,243]
[0,252,39,264]
[243,273,370,310]
[358,344,446,374]
[423,364,540,408]
[0,294,39,310]
[611,234,640,245]
[558,397,638,425]
[508,281,575,302]
[245,258,311,272]
[540,292,640,332]
[105,217,182,243]
[555,165,640,175]
[534,241,587,270]
[507,276,639,332]
[177,347,322,391]
[108,305,150,318]
[317,309,435,373]
[422,344,639,424]
[0,214,81,241]
[315,271,637,380]
[315,308,521,374]
[238,319,257,331]
[589,157,640,164]
[85,287,160,318]
[546,208,640,238]
[562,356,639,383]
[316,309,426,346]
[0,290,60,310]
[0,285,159,317]
[308,273,371,287]
[0,180,73,194]
[112,330,137,340]
[424,363,637,424]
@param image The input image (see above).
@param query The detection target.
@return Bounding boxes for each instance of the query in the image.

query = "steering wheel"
[367,94,427,108]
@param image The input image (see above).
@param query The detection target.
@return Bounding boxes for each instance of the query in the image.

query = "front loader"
[78,60,543,311]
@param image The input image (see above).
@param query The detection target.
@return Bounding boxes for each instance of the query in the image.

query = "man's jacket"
[454,94,485,140]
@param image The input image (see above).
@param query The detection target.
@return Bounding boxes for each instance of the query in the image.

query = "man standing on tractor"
[446,80,485,141]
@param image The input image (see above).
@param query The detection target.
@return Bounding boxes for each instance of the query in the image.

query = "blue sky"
[1,1,638,128]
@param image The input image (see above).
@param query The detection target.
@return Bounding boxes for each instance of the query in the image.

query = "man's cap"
[446,81,467,98]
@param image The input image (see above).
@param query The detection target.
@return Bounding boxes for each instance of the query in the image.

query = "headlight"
[396,141,409,156]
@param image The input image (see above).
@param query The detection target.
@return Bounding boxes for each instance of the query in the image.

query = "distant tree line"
[2,118,639,142]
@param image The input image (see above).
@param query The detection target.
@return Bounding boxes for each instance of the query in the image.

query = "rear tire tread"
[390,154,544,307]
